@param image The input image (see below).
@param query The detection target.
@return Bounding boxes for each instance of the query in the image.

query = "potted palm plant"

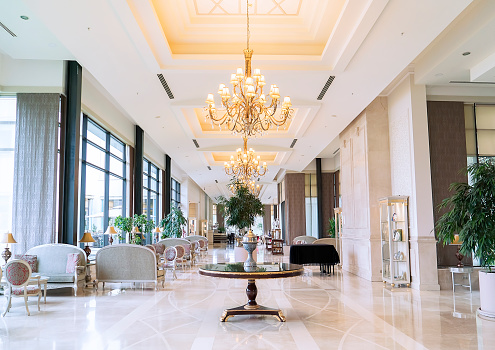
[217,182,264,237]
[436,160,495,318]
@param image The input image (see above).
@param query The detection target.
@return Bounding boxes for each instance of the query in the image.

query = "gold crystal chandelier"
[225,137,267,179]
[205,0,293,138]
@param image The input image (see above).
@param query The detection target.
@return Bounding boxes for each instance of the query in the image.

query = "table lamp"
[452,234,464,267]
[153,226,162,243]
[104,226,118,245]
[0,232,17,264]
[79,232,96,263]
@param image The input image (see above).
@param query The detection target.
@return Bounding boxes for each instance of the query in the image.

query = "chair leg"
[24,295,30,316]
[173,268,177,279]
[38,294,41,311]
[2,294,11,317]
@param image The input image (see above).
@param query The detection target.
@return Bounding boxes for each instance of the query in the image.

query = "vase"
[242,230,258,272]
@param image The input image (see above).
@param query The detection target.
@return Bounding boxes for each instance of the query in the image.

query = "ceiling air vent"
[192,139,200,148]
[157,74,174,99]
[317,76,335,100]
[449,80,495,85]
[333,147,340,155]
[207,166,212,171]
[290,139,297,148]
[0,21,17,37]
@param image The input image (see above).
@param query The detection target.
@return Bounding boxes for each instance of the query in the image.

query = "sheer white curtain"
[12,93,59,255]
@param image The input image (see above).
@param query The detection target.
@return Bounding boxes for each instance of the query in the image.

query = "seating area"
[3,1,495,348]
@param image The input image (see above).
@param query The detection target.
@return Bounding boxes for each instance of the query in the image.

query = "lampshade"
[104,226,118,235]
[452,234,462,245]
[132,226,140,233]
[0,232,17,244]
[153,226,162,233]
[79,232,96,243]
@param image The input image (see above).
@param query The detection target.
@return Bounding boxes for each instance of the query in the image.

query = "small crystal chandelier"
[225,137,267,180]
[229,177,262,197]
[205,0,293,138]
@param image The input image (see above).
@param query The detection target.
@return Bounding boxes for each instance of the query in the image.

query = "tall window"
[0,97,16,233]
[81,116,126,247]
[305,173,318,238]
[143,158,160,226]
[465,104,495,166]
[171,178,181,208]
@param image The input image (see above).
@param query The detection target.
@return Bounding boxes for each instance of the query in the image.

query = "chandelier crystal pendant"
[225,137,267,180]
[205,0,293,138]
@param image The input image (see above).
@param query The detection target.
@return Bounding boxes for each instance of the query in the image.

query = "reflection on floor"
[0,245,492,350]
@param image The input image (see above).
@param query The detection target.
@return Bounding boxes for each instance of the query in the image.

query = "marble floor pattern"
[0,245,492,350]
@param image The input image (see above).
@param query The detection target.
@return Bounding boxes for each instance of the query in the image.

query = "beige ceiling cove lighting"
[205,0,293,138]
[225,137,267,179]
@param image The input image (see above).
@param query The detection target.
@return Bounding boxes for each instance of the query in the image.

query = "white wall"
[0,54,64,93]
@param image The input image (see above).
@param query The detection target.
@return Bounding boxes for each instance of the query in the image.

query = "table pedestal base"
[220,279,286,322]
[220,304,286,322]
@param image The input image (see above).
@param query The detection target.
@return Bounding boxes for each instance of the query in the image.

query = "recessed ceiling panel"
[212,151,277,163]
[131,0,346,56]
[195,107,295,134]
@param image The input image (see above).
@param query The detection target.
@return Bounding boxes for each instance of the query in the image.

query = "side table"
[85,261,96,288]
[450,266,473,293]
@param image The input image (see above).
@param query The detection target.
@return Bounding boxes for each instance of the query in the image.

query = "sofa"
[25,243,87,294]
[157,238,191,248]
[292,236,317,244]
[313,238,336,246]
[96,244,163,290]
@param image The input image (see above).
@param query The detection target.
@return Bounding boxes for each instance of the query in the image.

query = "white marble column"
[387,73,439,290]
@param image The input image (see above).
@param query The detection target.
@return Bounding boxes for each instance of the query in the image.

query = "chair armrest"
[29,275,41,287]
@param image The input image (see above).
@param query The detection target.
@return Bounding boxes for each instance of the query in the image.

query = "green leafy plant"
[114,214,154,245]
[114,216,133,242]
[327,218,336,238]
[217,180,264,233]
[160,205,187,238]
[435,160,495,271]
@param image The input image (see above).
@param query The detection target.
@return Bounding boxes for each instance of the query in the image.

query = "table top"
[199,262,303,279]
[450,267,473,273]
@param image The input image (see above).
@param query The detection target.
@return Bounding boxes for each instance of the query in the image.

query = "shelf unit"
[379,196,410,288]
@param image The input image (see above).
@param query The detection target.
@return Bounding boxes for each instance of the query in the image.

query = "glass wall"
[171,178,181,208]
[0,97,16,233]
[143,158,160,224]
[80,116,126,247]
[305,173,318,238]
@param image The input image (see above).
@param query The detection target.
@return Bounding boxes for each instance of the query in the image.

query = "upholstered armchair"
[2,259,42,316]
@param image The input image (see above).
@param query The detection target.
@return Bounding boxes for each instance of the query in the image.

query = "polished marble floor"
[0,245,492,350]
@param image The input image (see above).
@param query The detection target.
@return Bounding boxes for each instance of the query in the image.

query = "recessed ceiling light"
[434,73,444,77]
[155,116,160,119]
[20,15,29,20]
[462,51,471,56]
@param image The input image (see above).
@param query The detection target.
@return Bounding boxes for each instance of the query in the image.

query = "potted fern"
[435,160,495,318]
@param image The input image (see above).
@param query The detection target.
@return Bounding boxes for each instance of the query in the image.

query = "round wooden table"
[199,262,303,322]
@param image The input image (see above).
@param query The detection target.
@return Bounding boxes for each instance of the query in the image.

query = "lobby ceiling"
[2,0,489,203]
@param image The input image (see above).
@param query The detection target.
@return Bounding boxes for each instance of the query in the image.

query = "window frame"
[80,115,127,247]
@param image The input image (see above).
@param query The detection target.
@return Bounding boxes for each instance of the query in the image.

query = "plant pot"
[479,270,495,319]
